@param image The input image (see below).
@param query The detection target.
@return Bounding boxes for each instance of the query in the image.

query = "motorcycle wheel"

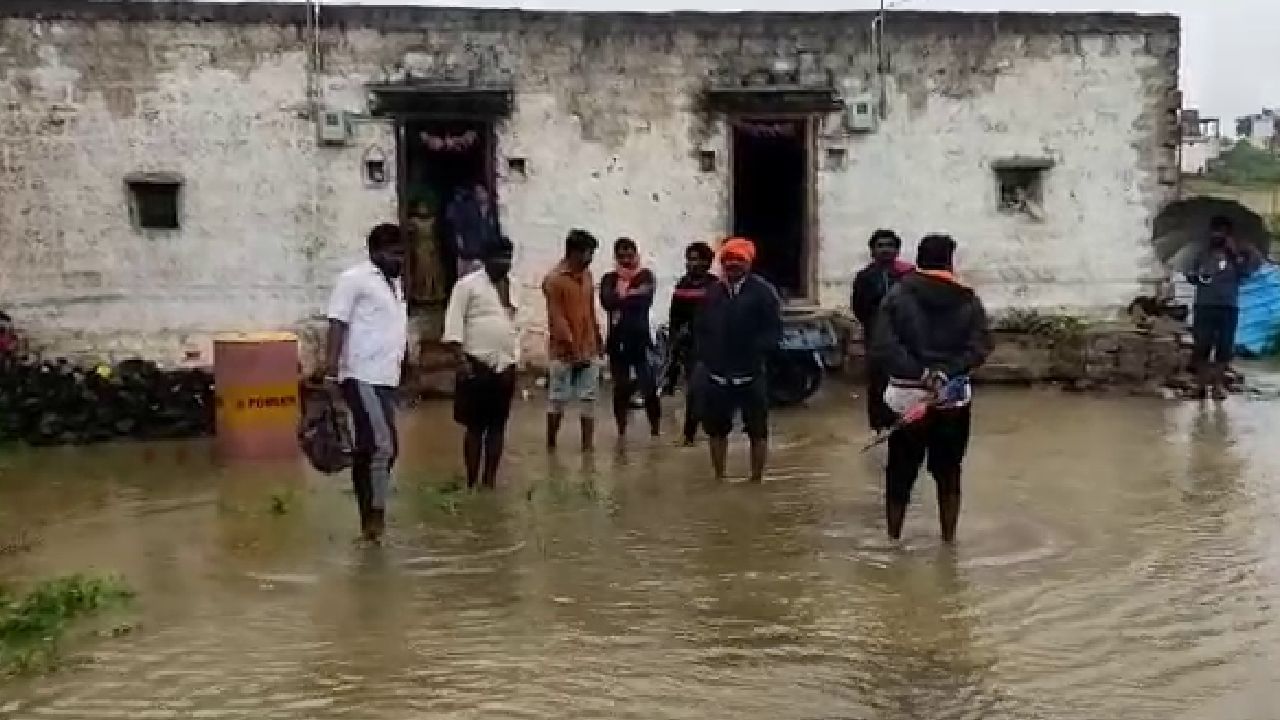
[768,353,823,407]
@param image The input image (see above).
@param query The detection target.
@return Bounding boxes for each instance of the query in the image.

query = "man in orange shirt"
[542,229,604,451]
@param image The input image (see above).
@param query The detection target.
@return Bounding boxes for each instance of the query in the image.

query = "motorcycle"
[767,309,840,406]
[639,309,839,408]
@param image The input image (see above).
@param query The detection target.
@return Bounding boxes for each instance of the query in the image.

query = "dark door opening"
[401,119,495,309]
[731,118,810,299]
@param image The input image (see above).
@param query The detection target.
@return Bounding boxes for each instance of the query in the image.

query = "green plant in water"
[268,489,297,516]
[417,476,467,515]
[0,574,134,676]
[0,529,40,558]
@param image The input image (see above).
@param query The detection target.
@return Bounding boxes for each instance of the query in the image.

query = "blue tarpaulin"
[1236,263,1280,356]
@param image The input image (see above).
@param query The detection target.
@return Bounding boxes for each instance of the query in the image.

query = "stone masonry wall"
[0,3,1180,367]
[840,322,1188,389]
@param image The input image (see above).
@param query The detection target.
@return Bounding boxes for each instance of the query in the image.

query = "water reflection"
[3,381,1280,718]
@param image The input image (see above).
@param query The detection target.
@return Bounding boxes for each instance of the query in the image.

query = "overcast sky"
[245,0,1277,122]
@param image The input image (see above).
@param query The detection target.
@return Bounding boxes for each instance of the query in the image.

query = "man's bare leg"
[748,438,767,483]
[1211,363,1229,401]
[709,436,728,480]
[886,500,908,541]
[463,429,483,489]
[938,491,961,543]
[580,416,595,453]
[546,412,563,451]
[935,467,963,542]
[481,428,505,489]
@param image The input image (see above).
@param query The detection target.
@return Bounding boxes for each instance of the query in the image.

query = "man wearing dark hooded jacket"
[850,229,913,432]
[870,234,992,543]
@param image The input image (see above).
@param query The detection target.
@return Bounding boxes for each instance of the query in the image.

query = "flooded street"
[3,381,1280,719]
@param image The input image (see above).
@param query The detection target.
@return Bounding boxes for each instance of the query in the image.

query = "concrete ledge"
[0,2,1179,37]
[840,324,1188,387]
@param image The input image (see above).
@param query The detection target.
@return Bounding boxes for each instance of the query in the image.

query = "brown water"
[3,382,1280,719]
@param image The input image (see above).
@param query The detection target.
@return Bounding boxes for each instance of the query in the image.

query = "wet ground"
[2,378,1280,719]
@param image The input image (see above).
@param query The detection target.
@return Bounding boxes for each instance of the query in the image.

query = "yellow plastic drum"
[213,332,301,462]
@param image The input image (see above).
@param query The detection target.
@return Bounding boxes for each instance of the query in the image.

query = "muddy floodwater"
[3,380,1280,719]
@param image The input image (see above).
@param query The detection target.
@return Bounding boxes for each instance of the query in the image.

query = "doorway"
[731,118,811,299]
[401,119,495,308]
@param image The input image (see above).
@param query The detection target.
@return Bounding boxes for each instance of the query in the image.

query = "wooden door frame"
[393,116,500,318]
[394,115,499,227]
[726,113,819,304]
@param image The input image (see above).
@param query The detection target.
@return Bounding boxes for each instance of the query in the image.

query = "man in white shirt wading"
[324,223,409,544]
[442,237,518,489]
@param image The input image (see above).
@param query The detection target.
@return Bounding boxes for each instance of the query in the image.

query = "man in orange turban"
[694,236,782,482]
[719,237,756,266]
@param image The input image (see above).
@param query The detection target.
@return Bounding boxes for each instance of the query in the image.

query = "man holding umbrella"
[1185,215,1263,400]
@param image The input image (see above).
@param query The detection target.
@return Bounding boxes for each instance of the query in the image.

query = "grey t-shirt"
[1186,246,1262,309]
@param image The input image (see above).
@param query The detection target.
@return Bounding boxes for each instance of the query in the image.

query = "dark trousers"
[1191,305,1239,369]
[865,360,895,432]
[454,360,516,434]
[886,405,971,506]
[683,363,704,442]
[342,381,399,514]
[701,373,769,440]
[665,329,693,395]
[610,348,660,431]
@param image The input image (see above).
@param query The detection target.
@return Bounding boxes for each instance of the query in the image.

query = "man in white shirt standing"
[443,237,518,489]
[324,223,409,544]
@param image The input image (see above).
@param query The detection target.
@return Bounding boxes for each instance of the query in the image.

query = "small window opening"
[698,149,717,173]
[825,147,847,171]
[993,158,1052,220]
[127,174,182,230]
[996,168,1042,211]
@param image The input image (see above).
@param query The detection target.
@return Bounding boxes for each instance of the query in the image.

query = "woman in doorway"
[406,190,446,306]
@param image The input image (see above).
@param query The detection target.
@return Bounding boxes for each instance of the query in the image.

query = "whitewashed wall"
[0,7,1178,367]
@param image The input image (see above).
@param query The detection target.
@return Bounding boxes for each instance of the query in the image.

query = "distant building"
[1236,109,1279,151]
[1181,110,1222,176]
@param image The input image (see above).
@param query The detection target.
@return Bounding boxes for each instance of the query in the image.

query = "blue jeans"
[342,380,398,513]
[547,360,600,417]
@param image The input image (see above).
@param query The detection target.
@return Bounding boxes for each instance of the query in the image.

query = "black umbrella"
[1154,196,1272,266]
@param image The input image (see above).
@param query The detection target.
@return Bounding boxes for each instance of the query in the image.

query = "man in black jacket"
[871,234,992,542]
[850,229,913,432]
[667,241,716,444]
[696,237,782,482]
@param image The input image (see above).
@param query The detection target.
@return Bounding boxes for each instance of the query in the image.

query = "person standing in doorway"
[850,229,913,432]
[443,237,518,490]
[871,234,991,543]
[448,184,501,278]
[405,191,446,306]
[543,229,603,452]
[324,223,409,544]
[1185,215,1263,400]
[696,238,782,483]
[600,237,661,438]
[667,241,716,444]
